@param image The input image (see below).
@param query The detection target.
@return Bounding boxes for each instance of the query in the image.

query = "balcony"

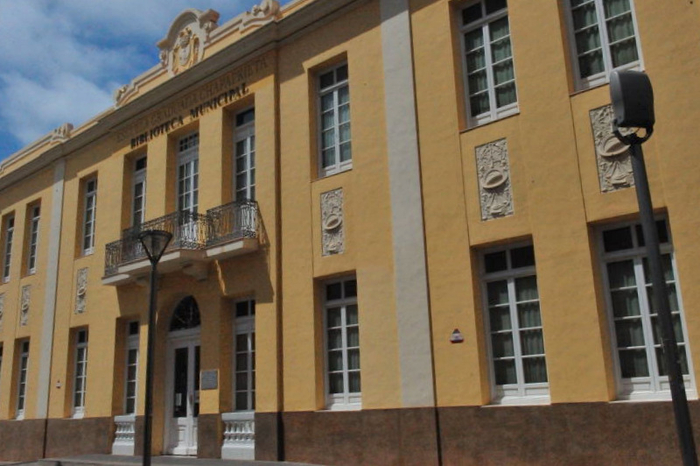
[103,200,258,286]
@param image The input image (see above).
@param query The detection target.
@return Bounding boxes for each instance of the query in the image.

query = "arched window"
[170,296,201,332]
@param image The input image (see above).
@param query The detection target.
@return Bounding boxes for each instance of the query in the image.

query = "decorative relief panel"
[476,139,513,221]
[0,293,4,329]
[75,268,88,314]
[321,189,344,256]
[20,285,30,327]
[157,9,220,77]
[590,105,634,192]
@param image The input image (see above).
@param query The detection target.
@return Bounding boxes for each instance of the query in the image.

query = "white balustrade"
[112,415,136,455]
[221,411,255,460]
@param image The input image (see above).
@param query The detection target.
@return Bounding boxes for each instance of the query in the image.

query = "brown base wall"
[0,417,112,462]
[276,408,440,466]
[0,419,46,461]
[255,412,282,461]
[2,401,698,464]
[437,402,687,466]
[266,401,700,466]
[197,414,222,458]
[45,417,113,458]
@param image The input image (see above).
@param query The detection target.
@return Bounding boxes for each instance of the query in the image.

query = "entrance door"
[166,334,200,455]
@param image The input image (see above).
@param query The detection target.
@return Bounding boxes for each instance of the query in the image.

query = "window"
[82,178,97,255]
[124,321,139,414]
[178,133,199,214]
[16,340,29,419]
[27,205,40,275]
[566,0,642,89]
[460,0,518,126]
[73,329,88,417]
[324,277,360,409]
[177,133,199,213]
[2,215,14,282]
[482,244,548,403]
[233,300,255,411]
[600,219,693,398]
[318,63,352,177]
[132,157,147,226]
[234,109,256,201]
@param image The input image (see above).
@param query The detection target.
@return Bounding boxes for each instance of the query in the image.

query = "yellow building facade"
[0,0,699,464]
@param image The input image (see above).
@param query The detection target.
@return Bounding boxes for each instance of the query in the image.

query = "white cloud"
[55,0,260,39]
[0,0,273,154]
[0,72,113,144]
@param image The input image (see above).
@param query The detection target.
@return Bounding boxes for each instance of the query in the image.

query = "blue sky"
[0,0,291,160]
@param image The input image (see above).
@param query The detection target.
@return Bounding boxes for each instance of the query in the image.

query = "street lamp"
[138,229,172,466]
[610,70,697,466]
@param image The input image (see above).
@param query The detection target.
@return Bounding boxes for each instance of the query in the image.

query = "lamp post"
[138,230,173,466]
[610,70,697,466]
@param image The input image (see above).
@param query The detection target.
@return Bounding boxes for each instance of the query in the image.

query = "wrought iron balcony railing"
[207,199,258,247]
[104,200,258,277]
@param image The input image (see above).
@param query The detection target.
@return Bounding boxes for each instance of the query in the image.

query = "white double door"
[165,333,200,456]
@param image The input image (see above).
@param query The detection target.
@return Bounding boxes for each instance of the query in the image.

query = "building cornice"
[0,0,368,193]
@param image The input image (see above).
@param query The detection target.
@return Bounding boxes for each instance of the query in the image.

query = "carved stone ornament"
[0,293,5,329]
[590,105,634,193]
[242,0,281,29]
[20,285,30,327]
[157,9,220,77]
[50,123,73,143]
[321,189,345,256]
[476,139,514,221]
[113,84,130,106]
[75,268,88,314]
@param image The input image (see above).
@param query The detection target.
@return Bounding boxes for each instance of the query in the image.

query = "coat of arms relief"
[171,28,200,75]
[157,9,218,77]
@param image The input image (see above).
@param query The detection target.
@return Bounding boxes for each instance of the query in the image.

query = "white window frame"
[459,0,519,127]
[124,321,139,415]
[27,205,40,275]
[233,299,255,412]
[481,243,549,405]
[72,329,88,418]
[16,340,29,420]
[323,277,361,410]
[318,63,352,177]
[2,215,14,283]
[177,133,199,214]
[598,219,695,400]
[82,178,97,255]
[564,0,644,90]
[234,108,256,202]
[132,156,147,227]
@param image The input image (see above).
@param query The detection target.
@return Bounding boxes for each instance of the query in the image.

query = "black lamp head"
[138,229,173,265]
[609,70,655,131]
